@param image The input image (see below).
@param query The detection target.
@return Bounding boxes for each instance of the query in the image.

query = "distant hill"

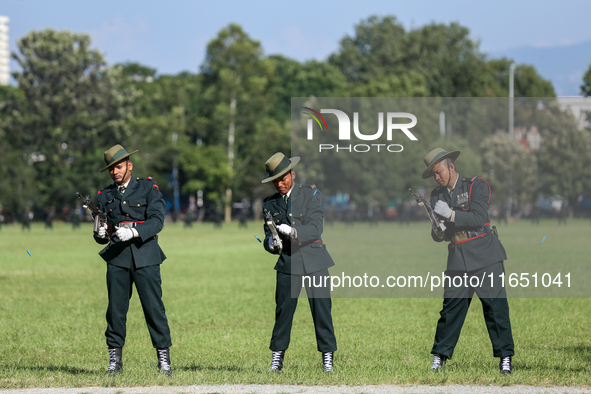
[489,40,591,96]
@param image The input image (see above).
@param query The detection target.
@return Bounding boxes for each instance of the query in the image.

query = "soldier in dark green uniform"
[422,148,514,374]
[91,144,172,375]
[261,152,337,373]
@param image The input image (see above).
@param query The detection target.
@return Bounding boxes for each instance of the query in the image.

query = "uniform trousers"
[106,263,172,349]
[270,268,337,353]
[431,261,514,359]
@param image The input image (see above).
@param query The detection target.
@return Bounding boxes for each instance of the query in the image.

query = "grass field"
[0,219,590,388]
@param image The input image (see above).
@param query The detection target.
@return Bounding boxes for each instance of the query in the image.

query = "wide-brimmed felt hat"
[261,152,300,183]
[101,144,138,172]
[422,148,460,179]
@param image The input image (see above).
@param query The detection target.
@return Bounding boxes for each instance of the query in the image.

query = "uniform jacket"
[94,175,167,268]
[263,183,334,275]
[430,175,507,271]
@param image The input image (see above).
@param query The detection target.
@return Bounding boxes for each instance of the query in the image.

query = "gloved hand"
[115,226,134,242]
[434,200,453,219]
[97,223,109,239]
[437,220,446,232]
[277,224,297,238]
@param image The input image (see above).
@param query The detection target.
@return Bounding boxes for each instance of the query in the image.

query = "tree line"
[1,15,590,223]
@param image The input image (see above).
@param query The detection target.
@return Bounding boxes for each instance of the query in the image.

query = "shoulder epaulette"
[136,176,155,181]
[299,184,317,189]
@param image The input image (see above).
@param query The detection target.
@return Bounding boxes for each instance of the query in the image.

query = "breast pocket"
[128,199,147,219]
[105,200,120,216]
[293,206,308,225]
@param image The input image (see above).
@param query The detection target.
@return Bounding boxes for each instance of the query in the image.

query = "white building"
[556,96,591,130]
[0,16,9,85]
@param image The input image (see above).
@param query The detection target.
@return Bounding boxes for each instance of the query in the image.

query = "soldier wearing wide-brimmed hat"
[421,148,514,374]
[91,144,173,376]
[261,152,337,373]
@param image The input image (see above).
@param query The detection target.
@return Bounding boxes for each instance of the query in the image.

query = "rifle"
[263,205,283,254]
[408,188,447,238]
[76,192,113,238]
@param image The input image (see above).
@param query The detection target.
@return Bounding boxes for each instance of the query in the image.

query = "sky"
[3,0,591,94]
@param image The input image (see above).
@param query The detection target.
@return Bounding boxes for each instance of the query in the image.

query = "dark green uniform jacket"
[430,175,507,271]
[263,183,334,275]
[94,176,167,268]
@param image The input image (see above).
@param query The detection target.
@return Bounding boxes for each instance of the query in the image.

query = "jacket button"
[123,201,126,205]
[289,213,292,217]
[137,204,140,207]
[126,214,129,217]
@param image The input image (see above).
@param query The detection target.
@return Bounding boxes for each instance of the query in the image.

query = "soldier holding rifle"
[261,152,337,373]
[418,148,514,374]
[86,144,173,375]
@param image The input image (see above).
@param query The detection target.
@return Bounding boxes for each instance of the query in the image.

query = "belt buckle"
[455,231,468,241]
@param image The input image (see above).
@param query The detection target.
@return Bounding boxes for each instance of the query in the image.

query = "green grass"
[0,219,590,388]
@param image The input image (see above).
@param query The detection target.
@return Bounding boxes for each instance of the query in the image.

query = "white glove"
[97,223,108,238]
[115,226,134,242]
[438,220,446,232]
[277,224,296,238]
[434,200,453,219]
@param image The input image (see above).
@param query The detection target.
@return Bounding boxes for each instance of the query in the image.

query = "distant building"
[0,16,9,85]
[556,96,591,130]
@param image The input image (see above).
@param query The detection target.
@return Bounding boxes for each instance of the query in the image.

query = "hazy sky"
[3,0,591,80]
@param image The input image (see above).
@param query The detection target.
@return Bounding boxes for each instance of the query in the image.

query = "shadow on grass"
[516,347,591,374]
[516,364,590,373]
[0,364,97,375]
[177,363,243,373]
[561,345,591,362]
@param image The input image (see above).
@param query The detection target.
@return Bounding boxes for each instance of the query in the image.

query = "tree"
[536,105,591,212]
[2,29,137,214]
[581,61,591,96]
[485,58,556,97]
[329,16,490,97]
[405,22,488,97]
[267,55,347,123]
[118,64,207,217]
[329,16,407,83]
[480,131,538,206]
[201,24,276,221]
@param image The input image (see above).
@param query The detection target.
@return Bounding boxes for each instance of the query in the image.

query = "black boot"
[157,348,172,376]
[500,356,513,374]
[322,352,334,372]
[430,354,446,371]
[267,350,285,372]
[106,347,123,374]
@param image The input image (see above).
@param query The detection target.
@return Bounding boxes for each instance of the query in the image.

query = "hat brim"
[261,156,300,183]
[101,150,138,172]
[421,150,460,179]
